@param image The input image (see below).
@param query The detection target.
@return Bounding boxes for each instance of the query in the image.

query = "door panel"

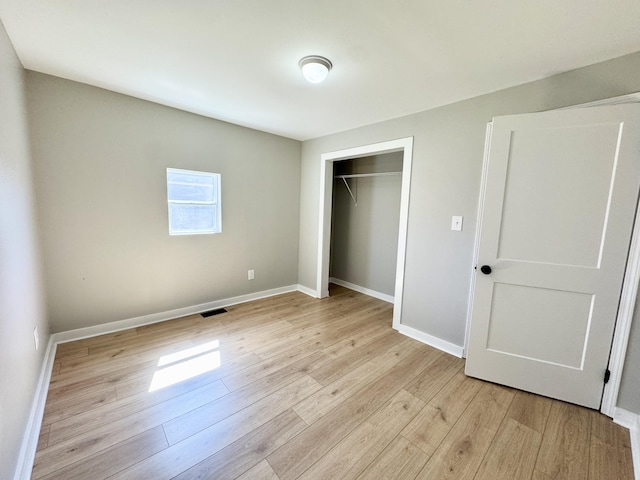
[497,123,621,267]
[465,104,640,409]
[486,283,593,369]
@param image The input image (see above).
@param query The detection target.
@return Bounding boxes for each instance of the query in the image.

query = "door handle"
[480,265,492,275]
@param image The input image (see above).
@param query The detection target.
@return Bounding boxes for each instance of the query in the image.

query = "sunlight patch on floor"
[157,340,220,366]
[149,340,221,392]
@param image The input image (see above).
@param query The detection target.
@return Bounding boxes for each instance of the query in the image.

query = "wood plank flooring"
[33,285,634,480]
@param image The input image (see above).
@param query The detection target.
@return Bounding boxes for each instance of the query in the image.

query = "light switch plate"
[451,216,463,231]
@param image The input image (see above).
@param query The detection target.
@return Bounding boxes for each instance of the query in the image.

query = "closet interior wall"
[330,152,403,300]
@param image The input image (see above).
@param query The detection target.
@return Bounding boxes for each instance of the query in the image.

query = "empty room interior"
[3,2,640,479]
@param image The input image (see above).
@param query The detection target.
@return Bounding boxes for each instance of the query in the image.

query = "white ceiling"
[1,1,640,141]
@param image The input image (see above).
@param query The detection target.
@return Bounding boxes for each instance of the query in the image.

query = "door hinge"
[604,369,611,384]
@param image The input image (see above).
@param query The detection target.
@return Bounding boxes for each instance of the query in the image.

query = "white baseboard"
[13,336,57,480]
[13,284,304,478]
[53,285,299,344]
[614,408,640,480]
[297,284,319,298]
[328,278,463,358]
[397,324,464,358]
[329,277,394,304]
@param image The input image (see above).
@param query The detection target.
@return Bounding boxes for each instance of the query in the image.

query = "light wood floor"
[33,285,633,480]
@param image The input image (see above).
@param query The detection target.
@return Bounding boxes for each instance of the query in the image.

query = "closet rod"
[335,171,402,179]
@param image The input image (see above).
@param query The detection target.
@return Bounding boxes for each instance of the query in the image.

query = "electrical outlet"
[33,326,39,351]
[248,269,255,280]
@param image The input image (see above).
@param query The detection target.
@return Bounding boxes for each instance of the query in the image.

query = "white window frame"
[167,168,222,235]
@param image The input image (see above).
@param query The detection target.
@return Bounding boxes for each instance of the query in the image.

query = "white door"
[465,104,640,409]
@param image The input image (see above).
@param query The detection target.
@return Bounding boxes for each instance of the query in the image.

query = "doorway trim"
[316,137,413,331]
[604,211,640,416]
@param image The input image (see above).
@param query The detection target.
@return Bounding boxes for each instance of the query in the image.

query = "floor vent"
[201,308,228,317]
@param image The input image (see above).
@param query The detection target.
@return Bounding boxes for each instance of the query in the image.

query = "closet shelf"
[335,171,402,206]
[334,171,402,179]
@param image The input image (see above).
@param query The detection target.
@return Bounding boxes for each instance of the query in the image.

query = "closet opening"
[316,137,414,330]
[329,152,403,304]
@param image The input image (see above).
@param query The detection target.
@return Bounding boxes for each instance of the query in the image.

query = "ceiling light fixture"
[299,55,332,84]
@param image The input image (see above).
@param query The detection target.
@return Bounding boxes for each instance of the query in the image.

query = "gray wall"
[0,22,49,479]
[298,51,640,413]
[330,152,402,296]
[26,73,301,333]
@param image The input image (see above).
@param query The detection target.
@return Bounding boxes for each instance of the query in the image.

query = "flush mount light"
[299,55,332,84]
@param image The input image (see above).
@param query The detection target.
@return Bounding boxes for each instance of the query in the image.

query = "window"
[167,168,221,235]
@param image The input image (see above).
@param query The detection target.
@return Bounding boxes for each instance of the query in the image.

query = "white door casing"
[465,104,640,409]
[316,137,413,331]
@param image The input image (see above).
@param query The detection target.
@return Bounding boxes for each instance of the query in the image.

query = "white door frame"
[463,122,493,360]
[316,137,413,330]
[464,93,640,416]
[570,92,640,417]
